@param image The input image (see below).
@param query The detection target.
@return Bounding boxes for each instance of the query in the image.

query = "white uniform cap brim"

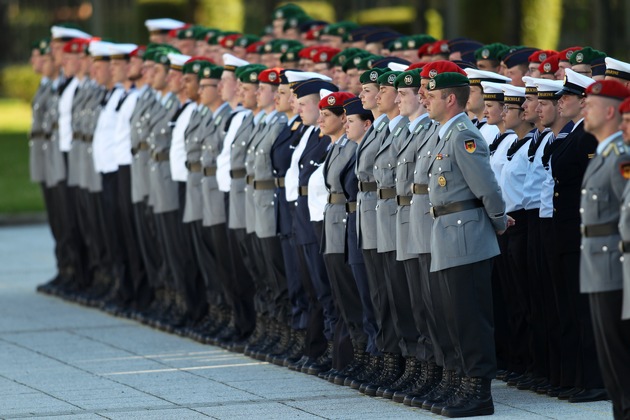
[51,26,91,40]
[144,18,185,31]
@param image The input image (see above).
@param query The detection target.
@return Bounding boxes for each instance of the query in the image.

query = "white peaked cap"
[387,62,408,72]
[465,68,512,83]
[285,71,332,83]
[51,25,91,40]
[144,18,185,32]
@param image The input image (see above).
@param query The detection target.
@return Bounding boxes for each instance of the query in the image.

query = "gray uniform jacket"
[580,132,628,295]
[228,112,255,230]
[147,93,182,214]
[374,117,409,253]
[41,79,64,188]
[67,79,91,187]
[427,114,506,272]
[201,103,232,227]
[322,136,357,254]
[253,112,288,238]
[130,86,157,203]
[618,179,630,319]
[407,121,440,255]
[245,114,272,234]
[183,106,212,223]
[394,116,429,261]
[29,80,52,183]
[356,116,390,250]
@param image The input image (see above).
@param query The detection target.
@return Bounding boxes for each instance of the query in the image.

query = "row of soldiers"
[30,4,630,418]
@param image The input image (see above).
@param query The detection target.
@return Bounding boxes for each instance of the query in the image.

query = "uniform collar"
[408,113,430,132]
[438,112,467,139]
[596,131,623,155]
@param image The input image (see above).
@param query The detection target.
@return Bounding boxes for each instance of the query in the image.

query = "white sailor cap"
[465,68,512,86]
[89,40,115,60]
[387,62,408,72]
[108,43,138,60]
[480,81,506,101]
[222,53,250,71]
[559,68,595,96]
[167,53,192,71]
[534,79,564,99]
[144,18,185,33]
[605,57,630,81]
[502,84,526,104]
[51,25,91,40]
[319,89,334,100]
[285,71,332,83]
[522,76,547,94]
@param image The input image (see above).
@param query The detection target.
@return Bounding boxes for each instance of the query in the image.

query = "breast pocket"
[441,210,480,257]
[584,187,609,220]
[431,159,452,191]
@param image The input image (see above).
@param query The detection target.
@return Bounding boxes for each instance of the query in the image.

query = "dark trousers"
[133,199,163,294]
[349,260,378,354]
[382,251,419,357]
[201,223,234,308]
[260,235,290,324]
[404,257,433,362]
[280,234,309,330]
[246,233,271,316]
[190,220,225,308]
[437,259,496,380]
[324,253,368,349]
[492,233,514,372]
[362,248,397,354]
[589,291,630,420]
[297,242,327,358]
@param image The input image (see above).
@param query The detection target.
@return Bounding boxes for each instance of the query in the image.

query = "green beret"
[183,59,212,76]
[323,21,359,41]
[195,27,213,41]
[206,31,224,45]
[377,70,402,87]
[330,48,366,67]
[280,46,302,63]
[237,64,267,83]
[474,42,509,61]
[235,34,261,48]
[177,26,202,40]
[394,69,421,89]
[153,51,171,66]
[283,13,312,31]
[37,38,51,55]
[273,3,306,20]
[427,72,470,91]
[569,46,607,66]
[388,35,435,52]
[200,63,223,80]
[145,44,180,64]
[355,54,383,71]
[263,39,303,54]
[359,68,389,84]
[343,52,376,71]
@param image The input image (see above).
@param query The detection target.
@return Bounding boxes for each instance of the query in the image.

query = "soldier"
[569,47,607,79]
[555,47,582,80]
[145,18,185,44]
[580,81,630,415]
[527,50,557,79]
[474,43,508,73]
[421,72,510,417]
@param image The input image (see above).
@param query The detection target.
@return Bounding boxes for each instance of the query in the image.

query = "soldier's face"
[317,109,345,137]
[332,67,348,91]
[621,113,630,143]
[425,89,448,122]
[395,87,421,118]
[502,103,524,130]
[376,86,398,115]
[556,62,571,80]
[476,59,499,73]
[536,99,558,127]
[359,84,379,111]
[92,60,111,86]
[219,72,237,102]
[527,63,541,78]
[467,86,485,115]
[558,94,583,120]
[166,69,184,93]
[275,84,292,112]
[62,53,81,77]
[110,59,128,84]
[583,96,614,136]
[240,83,258,110]
[256,83,276,110]
[345,114,371,142]
[483,101,503,125]
[571,64,592,77]
[31,49,42,73]
[198,78,219,107]
[296,94,319,126]
[178,39,195,56]
[346,69,361,95]
[129,56,143,80]
[183,73,200,101]
[522,94,539,123]
[506,65,526,87]
[151,64,168,90]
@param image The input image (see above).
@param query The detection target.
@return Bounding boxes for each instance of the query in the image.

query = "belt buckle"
[580,225,586,236]
[619,240,625,254]
[430,206,436,219]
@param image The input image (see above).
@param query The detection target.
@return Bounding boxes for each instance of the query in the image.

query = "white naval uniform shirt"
[169,101,195,182]
[217,107,250,192]
[92,86,124,173]
[489,130,516,184]
[522,129,552,211]
[479,121,500,146]
[285,125,315,202]
[500,137,532,213]
[112,87,139,167]
[58,77,80,152]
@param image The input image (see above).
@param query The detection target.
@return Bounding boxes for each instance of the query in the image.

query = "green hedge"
[1,64,39,103]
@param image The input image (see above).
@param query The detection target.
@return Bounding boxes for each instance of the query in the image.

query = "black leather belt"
[246,174,254,185]
[397,195,412,206]
[203,166,217,176]
[44,133,52,140]
[31,131,44,138]
[230,168,246,179]
[275,177,285,188]
[377,188,396,199]
[346,201,357,213]
[151,150,169,161]
[581,222,618,238]
[411,183,429,195]
[186,161,202,172]
[253,180,276,190]
[619,240,630,253]
[328,193,346,204]
[358,181,377,192]
[83,134,93,143]
[298,186,308,196]
[430,199,483,218]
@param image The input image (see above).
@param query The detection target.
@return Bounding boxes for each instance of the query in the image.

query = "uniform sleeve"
[453,131,507,232]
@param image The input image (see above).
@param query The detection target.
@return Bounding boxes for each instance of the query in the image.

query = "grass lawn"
[0,98,44,213]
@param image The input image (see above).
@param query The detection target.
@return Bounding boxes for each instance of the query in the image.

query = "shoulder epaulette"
[376,120,387,132]
[603,141,627,157]
[413,124,424,134]
[456,122,468,132]
[394,126,404,137]
[291,121,301,131]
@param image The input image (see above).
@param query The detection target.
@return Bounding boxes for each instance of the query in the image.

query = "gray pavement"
[0,224,614,419]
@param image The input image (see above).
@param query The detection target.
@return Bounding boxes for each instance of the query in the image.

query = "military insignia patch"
[428,79,436,90]
[369,71,378,82]
[404,75,413,85]
[481,48,490,59]
[320,52,328,61]
[291,121,300,131]
[438,175,447,187]
[327,96,336,106]
[408,40,416,48]
[543,63,551,73]
[576,52,584,63]
[464,139,476,153]
[394,127,403,136]
[269,71,277,82]
[591,83,602,94]
[193,63,201,73]
[456,122,467,131]
[429,69,438,78]
[203,67,211,77]
[249,72,258,82]
[387,74,396,84]
[621,162,630,179]
[539,52,547,61]
[566,50,574,59]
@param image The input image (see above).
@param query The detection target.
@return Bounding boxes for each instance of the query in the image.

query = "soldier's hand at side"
[497,215,515,235]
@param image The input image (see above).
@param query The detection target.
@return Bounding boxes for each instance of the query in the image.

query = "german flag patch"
[464,139,476,154]
[620,162,630,179]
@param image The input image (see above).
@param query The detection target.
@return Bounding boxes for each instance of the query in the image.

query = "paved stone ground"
[0,224,614,419]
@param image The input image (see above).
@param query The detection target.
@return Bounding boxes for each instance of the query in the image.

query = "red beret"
[298,46,319,59]
[585,80,630,101]
[219,34,241,49]
[420,60,465,78]
[528,50,557,63]
[246,41,265,54]
[258,67,284,84]
[428,40,450,55]
[319,91,355,110]
[305,26,325,41]
[312,47,341,64]
[406,62,424,71]
[417,43,431,59]
[62,38,89,54]
[619,97,630,114]
[539,55,560,75]
[557,46,582,62]
[130,45,146,58]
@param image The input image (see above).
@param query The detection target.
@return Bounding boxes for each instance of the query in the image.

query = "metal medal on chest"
[438,175,447,187]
